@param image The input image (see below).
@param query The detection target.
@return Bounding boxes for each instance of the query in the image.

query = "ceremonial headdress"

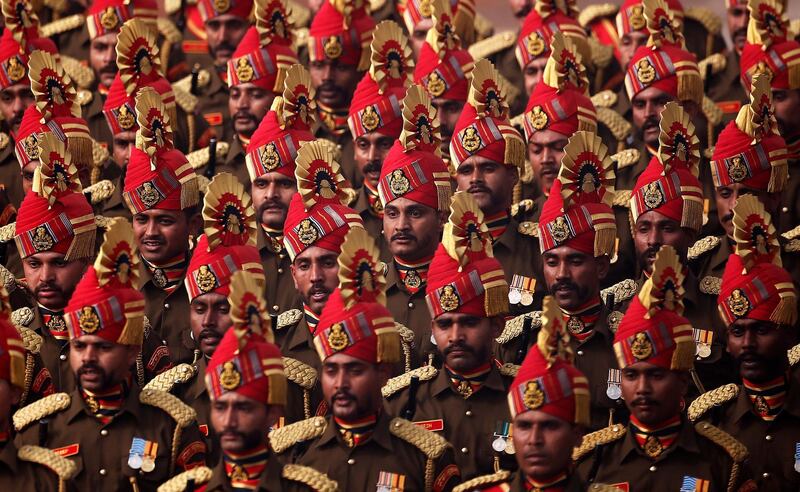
[523,32,596,141]
[413,0,474,102]
[226,0,299,91]
[186,173,264,302]
[398,0,474,42]
[711,74,788,192]
[515,0,589,70]
[718,195,797,326]
[283,141,364,261]
[313,227,400,364]
[629,102,703,232]
[379,85,452,213]
[449,59,525,169]
[624,0,702,106]
[426,191,508,318]
[64,218,145,346]
[347,20,414,139]
[0,0,57,90]
[197,0,253,22]
[123,87,199,214]
[14,133,96,260]
[614,245,695,370]
[537,131,616,257]
[508,296,590,425]
[0,286,25,390]
[308,0,376,71]
[616,0,685,38]
[246,64,316,181]
[85,0,159,39]
[205,271,286,404]
[740,0,800,90]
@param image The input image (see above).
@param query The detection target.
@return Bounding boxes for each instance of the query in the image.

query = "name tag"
[199,424,208,436]
[716,100,742,114]
[203,112,223,126]
[611,483,629,492]
[182,40,208,54]
[53,443,80,457]
[413,419,444,432]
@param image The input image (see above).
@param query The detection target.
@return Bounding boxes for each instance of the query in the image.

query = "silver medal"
[698,343,711,359]
[492,436,506,452]
[128,454,143,470]
[508,288,522,305]
[520,291,534,306]
[606,384,622,400]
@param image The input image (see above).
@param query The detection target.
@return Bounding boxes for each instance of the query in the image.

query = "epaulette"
[173,69,212,95]
[453,470,511,492]
[11,307,34,328]
[283,357,318,390]
[0,132,9,151]
[368,0,387,14]
[590,486,628,492]
[578,3,618,27]
[509,113,525,129]
[13,393,71,431]
[164,0,181,15]
[389,417,448,459]
[589,37,614,69]
[92,140,110,168]
[785,239,800,253]
[288,0,311,27]
[496,311,542,345]
[143,363,196,393]
[789,343,800,367]
[44,0,68,14]
[685,7,722,35]
[157,466,213,492]
[698,53,727,79]
[269,416,327,454]
[186,142,230,171]
[172,87,198,113]
[60,55,95,89]
[282,464,338,492]
[607,310,623,333]
[94,215,116,230]
[0,264,16,292]
[468,31,516,61]
[596,107,632,143]
[293,27,309,53]
[518,221,538,237]
[572,424,626,461]
[40,14,85,38]
[0,223,14,243]
[382,365,438,398]
[600,279,637,305]
[611,189,632,208]
[591,90,617,109]
[699,276,721,295]
[611,149,640,171]
[17,445,77,481]
[783,224,800,241]
[694,422,748,463]
[16,326,42,354]
[474,14,494,40]
[510,199,534,217]
[498,362,519,378]
[277,309,303,330]
[139,388,196,428]
[688,236,721,261]
[157,18,183,44]
[343,186,358,205]
[76,89,93,107]
[702,96,723,127]
[396,322,415,346]
[688,383,738,422]
[84,180,115,205]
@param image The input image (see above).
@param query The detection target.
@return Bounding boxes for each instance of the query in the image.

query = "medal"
[128,454,143,469]
[504,438,515,455]
[794,443,800,473]
[693,329,714,359]
[508,288,522,305]
[492,436,506,452]
[698,343,711,359]
[128,437,146,470]
[492,421,512,454]
[520,291,534,306]
[510,275,535,306]
[141,441,158,473]
[606,369,622,400]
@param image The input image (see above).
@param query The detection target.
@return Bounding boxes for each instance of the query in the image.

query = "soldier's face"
[618,31,648,69]
[251,172,296,230]
[190,292,232,358]
[727,318,795,383]
[527,129,569,196]
[89,32,119,89]
[411,19,433,59]
[632,86,675,149]
[432,98,464,156]
[543,246,608,312]
[620,362,689,426]
[354,132,395,189]
[727,5,749,55]
[229,83,275,137]
[512,410,582,481]
[0,380,21,430]
[431,313,502,373]
[523,58,548,95]
[309,59,361,109]
[291,246,339,316]
[772,89,800,140]
[322,353,390,421]
[132,209,196,264]
[112,131,137,169]
[23,252,89,311]
[0,84,33,134]
[70,335,139,391]
[205,15,249,66]
[211,392,279,453]
[21,160,38,195]
[715,186,778,240]
[633,211,694,275]
[383,197,445,263]
[455,156,519,216]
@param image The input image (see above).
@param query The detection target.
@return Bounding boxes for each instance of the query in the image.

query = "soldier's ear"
[595,255,610,281]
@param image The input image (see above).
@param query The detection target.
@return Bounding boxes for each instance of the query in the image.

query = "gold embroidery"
[631,332,653,361]
[235,57,254,83]
[361,106,380,132]
[196,265,217,293]
[389,170,410,196]
[78,306,101,334]
[461,127,481,153]
[32,226,54,252]
[219,361,241,390]
[324,36,342,59]
[727,289,750,317]
[327,323,349,351]
[100,6,119,30]
[439,285,460,312]
[636,58,656,85]
[523,380,545,409]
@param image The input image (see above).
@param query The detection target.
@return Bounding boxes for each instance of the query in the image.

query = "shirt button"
[649,465,657,472]
[272,305,279,312]
[164,303,170,309]
[347,459,355,465]
[577,350,584,356]
[408,302,414,308]
[766,434,773,441]
[277,268,284,274]
[461,447,469,454]
[782,206,789,213]
[100,429,108,436]
[763,472,770,478]
[465,410,473,417]
[99,469,107,476]
[59,354,67,361]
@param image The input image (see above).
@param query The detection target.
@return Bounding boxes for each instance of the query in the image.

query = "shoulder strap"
[13,393,71,431]
[143,364,196,393]
[693,422,748,463]
[688,236,721,261]
[17,445,77,481]
[382,365,438,398]
[453,470,511,492]
[600,279,637,305]
[11,307,34,328]
[688,384,739,422]
[496,311,542,345]
[186,142,230,171]
[572,424,627,461]
[139,388,197,427]
[269,416,327,454]
[498,363,519,378]
[468,31,517,60]
[40,14,85,38]
[283,357,318,390]
[16,326,42,354]
[389,417,448,459]
[277,309,304,330]
[282,464,338,492]
[156,466,213,492]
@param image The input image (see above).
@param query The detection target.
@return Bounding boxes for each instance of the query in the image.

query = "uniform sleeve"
[431,446,461,492]
[174,422,208,472]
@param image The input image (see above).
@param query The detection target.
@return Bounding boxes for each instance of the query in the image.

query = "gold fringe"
[771,294,797,326]
[678,72,703,106]
[68,135,93,170]
[180,176,200,210]
[790,63,800,91]
[167,106,178,133]
[268,373,288,406]
[485,284,510,317]
[681,198,703,232]
[20,353,34,405]
[64,229,96,261]
[117,315,145,346]
[768,158,788,193]
[436,185,452,215]
[671,340,695,371]
[504,135,526,169]
[10,352,25,392]
[186,112,196,153]
[574,391,590,427]
[594,224,616,258]
[377,331,401,364]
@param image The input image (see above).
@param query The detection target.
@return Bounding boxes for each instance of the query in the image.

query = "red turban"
[516,2,588,70]
[740,1,800,91]
[197,0,252,22]
[308,0,375,70]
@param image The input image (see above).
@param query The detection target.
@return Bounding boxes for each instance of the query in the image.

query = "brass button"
[100,429,108,436]
[408,302,414,308]
[577,350,584,356]
[766,434,773,441]
[461,447,469,454]
[782,206,789,213]
[465,410,473,417]
[649,466,657,472]
[99,469,107,476]
[347,459,355,465]
[164,303,170,309]
[763,472,770,478]
[272,305,279,312]
[277,268,284,274]
[60,354,67,361]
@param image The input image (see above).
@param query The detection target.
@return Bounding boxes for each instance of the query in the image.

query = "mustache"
[318,81,342,94]
[307,284,330,297]
[258,199,287,215]
[234,110,256,121]
[362,160,382,174]
[468,184,490,194]
[99,63,117,74]
[35,282,63,296]
[631,397,657,407]
[391,231,416,241]
[332,391,355,402]
[551,280,578,292]
[643,117,660,131]
[732,27,747,40]
[77,362,105,377]
[444,341,474,357]
[198,328,221,341]
[212,42,237,55]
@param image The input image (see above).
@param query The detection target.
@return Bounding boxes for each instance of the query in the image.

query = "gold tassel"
[166,105,178,133]
[671,339,695,371]
[768,158,788,193]
[186,112,196,153]
[357,42,371,72]
[10,351,25,393]
[64,229,97,261]
[377,331,401,364]
[681,198,703,232]
[117,315,145,346]
[512,181,521,205]
[180,176,200,210]
[436,184,453,215]
[504,135,526,170]
[67,135,94,171]
[268,373,288,406]
[485,284,510,317]
[594,224,617,258]
[789,62,800,90]
[771,293,798,326]
[678,72,703,106]
[574,391,590,427]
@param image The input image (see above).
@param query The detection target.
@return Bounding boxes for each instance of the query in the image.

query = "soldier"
[348,20,414,239]
[384,191,516,479]
[221,0,299,185]
[307,0,375,185]
[246,65,316,318]
[270,227,461,492]
[13,218,207,491]
[197,271,338,491]
[124,88,202,366]
[450,59,543,313]
[574,246,753,491]
[689,195,799,492]
[401,0,474,59]
[706,0,748,119]
[279,139,364,422]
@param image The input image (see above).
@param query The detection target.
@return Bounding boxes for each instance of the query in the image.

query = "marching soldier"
[706,0,748,119]
[384,191,517,479]
[689,195,800,492]
[270,227,462,492]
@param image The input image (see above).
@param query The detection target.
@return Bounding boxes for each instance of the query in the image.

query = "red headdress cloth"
[0,286,26,389]
[65,218,145,346]
[718,195,797,327]
[629,102,703,232]
[616,0,685,38]
[0,0,53,91]
[740,0,800,91]
[85,0,134,39]
[314,227,400,364]
[516,0,588,70]
[537,131,616,258]
[197,0,252,22]
[614,245,695,370]
[399,0,475,43]
[205,271,287,404]
[508,296,590,425]
[308,0,376,71]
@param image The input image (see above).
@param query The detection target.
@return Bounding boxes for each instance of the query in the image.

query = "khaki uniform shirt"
[140,265,196,365]
[492,215,546,315]
[384,262,436,367]
[384,365,517,480]
[353,188,391,261]
[707,51,747,126]
[0,441,67,492]
[0,133,23,208]
[81,91,114,151]
[257,229,300,316]
[173,359,213,459]
[779,157,800,237]
[465,470,586,492]
[25,308,72,397]
[204,449,327,491]
[213,136,249,187]
[193,68,232,145]
[278,317,326,424]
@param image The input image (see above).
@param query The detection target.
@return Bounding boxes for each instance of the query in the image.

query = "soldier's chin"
[78,371,106,391]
